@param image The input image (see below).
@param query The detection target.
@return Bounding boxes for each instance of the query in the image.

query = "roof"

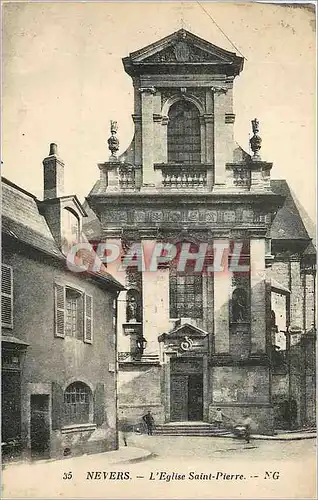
[271,278,291,294]
[82,199,102,239]
[1,335,29,347]
[1,177,124,291]
[2,179,63,258]
[270,180,315,243]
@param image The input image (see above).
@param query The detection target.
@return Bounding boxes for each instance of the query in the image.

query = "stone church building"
[85,29,316,434]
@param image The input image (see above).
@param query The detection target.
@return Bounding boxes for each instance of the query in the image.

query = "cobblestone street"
[3,435,316,499]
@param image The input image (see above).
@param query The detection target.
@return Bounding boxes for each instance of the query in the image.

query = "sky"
[2,2,316,222]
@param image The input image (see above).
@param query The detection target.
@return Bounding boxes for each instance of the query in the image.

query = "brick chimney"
[43,143,64,199]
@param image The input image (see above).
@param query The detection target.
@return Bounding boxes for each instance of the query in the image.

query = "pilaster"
[213,239,230,353]
[289,258,303,329]
[140,87,156,185]
[132,114,142,167]
[213,87,228,186]
[141,239,170,354]
[250,238,267,353]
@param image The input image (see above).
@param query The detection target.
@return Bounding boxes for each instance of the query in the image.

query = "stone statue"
[126,292,141,323]
[107,120,119,159]
[232,288,248,322]
[127,297,137,322]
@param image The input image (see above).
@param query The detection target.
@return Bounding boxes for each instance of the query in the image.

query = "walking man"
[241,413,252,443]
[142,410,155,436]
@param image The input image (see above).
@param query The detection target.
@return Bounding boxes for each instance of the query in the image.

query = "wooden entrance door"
[2,371,21,448]
[30,395,50,458]
[170,375,188,421]
[188,374,203,421]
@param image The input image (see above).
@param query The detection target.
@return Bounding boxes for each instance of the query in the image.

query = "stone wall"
[118,365,165,425]
[2,247,118,459]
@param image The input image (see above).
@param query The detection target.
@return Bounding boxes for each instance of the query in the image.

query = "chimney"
[43,143,64,199]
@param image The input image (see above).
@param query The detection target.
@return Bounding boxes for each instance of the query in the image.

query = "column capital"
[153,113,162,123]
[139,86,156,94]
[161,116,169,126]
[202,113,214,124]
[132,114,142,124]
[225,113,235,124]
[211,85,228,95]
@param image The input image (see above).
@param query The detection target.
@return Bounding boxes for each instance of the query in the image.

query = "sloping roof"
[270,180,314,242]
[2,180,63,258]
[82,199,102,239]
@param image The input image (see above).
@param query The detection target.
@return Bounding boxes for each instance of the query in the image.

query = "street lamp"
[135,336,147,359]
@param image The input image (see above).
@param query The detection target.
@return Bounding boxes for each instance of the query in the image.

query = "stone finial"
[250,118,262,159]
[107,120,119,160]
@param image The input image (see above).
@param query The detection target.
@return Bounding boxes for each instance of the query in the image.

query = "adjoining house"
[1,143,124,461]
[269,180,316,430]
[84,29,316,435]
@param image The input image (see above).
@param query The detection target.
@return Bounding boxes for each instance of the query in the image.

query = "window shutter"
[94,383,105,426]
[51,382,64,430]
[54,283,65,338]
[84,293,93,343]
[1,265,13,328]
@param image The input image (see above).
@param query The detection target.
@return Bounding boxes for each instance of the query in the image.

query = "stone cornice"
[139,86,156,94]
[87,191,284,209]
[225,113,235,124]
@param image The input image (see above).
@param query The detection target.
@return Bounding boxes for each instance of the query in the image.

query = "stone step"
[153,424,231,437]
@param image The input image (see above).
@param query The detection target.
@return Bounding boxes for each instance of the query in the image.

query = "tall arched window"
[167,101,201,164]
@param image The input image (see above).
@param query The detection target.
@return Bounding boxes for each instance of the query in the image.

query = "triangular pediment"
[123,29,243,76]
[158,322,208,342]
[141,40,229,65]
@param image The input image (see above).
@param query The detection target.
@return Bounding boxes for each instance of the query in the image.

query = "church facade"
[86,29,316,434]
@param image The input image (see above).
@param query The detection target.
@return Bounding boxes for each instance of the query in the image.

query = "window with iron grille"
[167,101,201,164]
[1,265,13,328]
[170,270,203,319]
[64,382,91,425]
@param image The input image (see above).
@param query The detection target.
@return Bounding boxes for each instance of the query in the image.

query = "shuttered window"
[54,283,93,343]
[2,265,13,328]
[54,283,66,337]
[93,383,105,426]
[84,294,93,343]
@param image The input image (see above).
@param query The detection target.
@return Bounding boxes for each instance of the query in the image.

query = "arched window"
[64,382,91,425]
[167,101,201,164]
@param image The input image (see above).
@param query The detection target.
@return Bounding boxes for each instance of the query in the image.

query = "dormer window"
[62,207,80,251]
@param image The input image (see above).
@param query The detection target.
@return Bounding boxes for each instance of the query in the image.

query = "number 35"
[63,472,73,480]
